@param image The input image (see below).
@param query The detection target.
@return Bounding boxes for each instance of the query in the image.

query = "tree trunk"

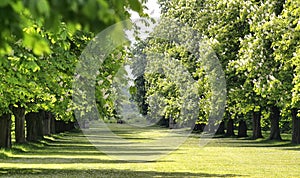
[12,106,26,143]
[26,112,38,142]
[193,123,206,132]
[66,122,75,131]
[252,111,263,139]
[43,112,51,136]
[55,120,66,133]
[292,108,300,144]
[238,120,248,137]
[225,119,235,137]
[50,113,56,134]
[216,121,225,135]
[0,113,12,148]
[269,106,282,140]
[169,117,176,129]
[36,110,45,139]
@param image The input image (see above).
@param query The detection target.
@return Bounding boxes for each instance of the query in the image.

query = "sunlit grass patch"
[106,123,171,142]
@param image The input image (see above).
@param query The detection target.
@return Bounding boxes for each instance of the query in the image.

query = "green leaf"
[0,0,10,7]
[23,33,36,50]
[24,33,51,56]
[36,0,50,17]
[128,0,142,13]
[33,39,50,55]
[28,61,40,72]
[45,12,61,32]
[82,0,97,20]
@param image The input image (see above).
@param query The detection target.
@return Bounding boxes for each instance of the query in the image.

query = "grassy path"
[0,124,300,177]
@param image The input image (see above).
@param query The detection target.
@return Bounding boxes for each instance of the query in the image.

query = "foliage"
[154,0,299,138]
[0,0,147,117]
[129,15,227,128]
[0,0,147,55]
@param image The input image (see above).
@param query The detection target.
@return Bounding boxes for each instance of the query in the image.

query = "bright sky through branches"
[130,0,161,19]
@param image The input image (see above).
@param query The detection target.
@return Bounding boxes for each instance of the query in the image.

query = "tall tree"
[0,0,148,147]
[270,0,300,143]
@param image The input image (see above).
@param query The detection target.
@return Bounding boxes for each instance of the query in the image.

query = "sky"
[126,0,161,46]
[124,0,161,84]
[130,0,161,19]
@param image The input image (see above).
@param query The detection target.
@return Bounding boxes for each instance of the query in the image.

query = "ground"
[0,123,299,177]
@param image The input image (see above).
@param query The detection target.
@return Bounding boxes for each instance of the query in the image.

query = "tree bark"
[55,120,66,133]
[169,116,176,129]
[43,112,51,136]
[50,113,56,134]
[25,112,38,142]
[216,121,225,135]
[66,122,75,131]
[238,120,248,137]
[252,110,263,139]
[225,119,235,137]
[0,113,12,148]
[292,108,300,144]
[12,106,26,143]
[193,123,206,132]
[269,106,282,140]
[36,110,45,139]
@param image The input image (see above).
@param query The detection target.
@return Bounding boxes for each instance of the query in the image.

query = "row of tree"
[130,0,300,143]
[0,0,146,148]
[1,0,299,149]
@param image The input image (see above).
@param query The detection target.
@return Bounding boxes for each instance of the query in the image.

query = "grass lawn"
[0,123,299,177]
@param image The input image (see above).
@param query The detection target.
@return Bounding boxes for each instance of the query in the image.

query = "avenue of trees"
[0,0,299,149]
[0,0,146,148]
[130,0,300,143]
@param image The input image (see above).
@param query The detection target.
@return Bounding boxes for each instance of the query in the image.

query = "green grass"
[0,123,300,177]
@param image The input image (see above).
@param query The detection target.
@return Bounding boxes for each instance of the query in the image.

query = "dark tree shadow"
[0,168,246,177]
[206,137,300,149]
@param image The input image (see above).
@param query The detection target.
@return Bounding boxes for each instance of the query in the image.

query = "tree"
[160,0,250,134]
[157,0,299,142]
[0,112,12,148]
[238,119,248,137]
[12,104,26,143]
[128,0,229,131]
[229,0,291,140]
[0,0,148,147]
[270,0,300,143]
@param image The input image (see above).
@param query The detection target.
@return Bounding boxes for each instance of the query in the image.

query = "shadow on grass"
[10,146,177,160]
[280,147,300,151]
[6,131,180,163]
[3,157,174,164]
[191,130,300,148]
[0,152,8,159]
[206,136,300,149]
[0,168,246,177]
